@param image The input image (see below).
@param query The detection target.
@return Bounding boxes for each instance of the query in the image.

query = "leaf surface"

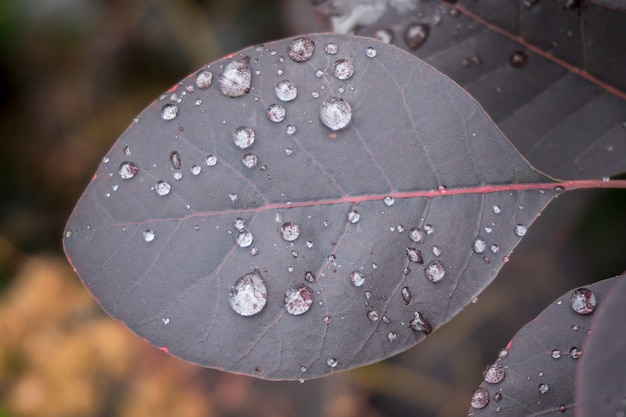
[467,277,618,417]
[64,33,558,379]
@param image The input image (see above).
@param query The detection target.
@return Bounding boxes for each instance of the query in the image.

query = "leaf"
[466,276,618,417]
[63,33,559,380]
[314,0,626,180]
[577,273,626,417]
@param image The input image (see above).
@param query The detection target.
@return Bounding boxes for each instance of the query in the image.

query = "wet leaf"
[467,277,618,416]
[64,33,559,380]
[577,274,626,417]
[315,0,626,180]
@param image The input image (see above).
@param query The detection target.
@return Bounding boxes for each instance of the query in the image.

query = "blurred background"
[1,1,625,416]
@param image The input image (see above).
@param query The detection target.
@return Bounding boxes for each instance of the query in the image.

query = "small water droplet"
[155,180,171,196]
[172,170,183,181]
[118,162,139,179]
[551,349,561,359]
[219,56,252,97]
[425,260,445,283]
[492,205,502,214]
[280,222,300,241]
[324,43,338,55]
[333,59,355,80]
[514,224,527,237]
[284,284,314,315]
[191,165,201,175]
[347,210,360,224]
[326,357,338,368]
[206,155,217,166]
[323,315,331,325]
[401,286,412,304]
[350,270,365,287]
[242,153,258,168]
[267,104,286,123]
[473,237,486,254]
[236,231,253,248]
[304,271,316,283]
[431,245,441,257]
[471,388,489,409]
[510,51,528,68]
[382,195,394,206]
[424,224,434,234]
[494,392,503,402]
[286,125,296,135]
[558,404,567,412]
[387,332,397,342]
[484,364,505,384]
[234,218,246,231]
[406,248,424,264]
[490,244,499,253]
[195,69,213,90]
[364,291,371,299]
[229,193,238,202]
[275,80,298,102]
[409,228,423,242]
[233,126,255,149]
[570,347,581,359]
[143,230,155,242]
[319,97,352,131]
[408,311,432,334]
[287,37,315,62]
[306,240,313,248]
[229,270,267,316]
[404,22,430,49]
[374,28,394,44]
[538,383,549,394]
[161,104,178,120]
[250,247,259,256]
[367,310,382,322]
[103,156,110,164]
[365,46,377,57]
[170,151,182,169]
[570,288,596,314]
[498,348,508,359]
[123,145,131,155]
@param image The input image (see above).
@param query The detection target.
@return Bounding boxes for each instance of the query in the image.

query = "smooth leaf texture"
[64,33,558,380]
[577,274,626,417]
[467,276,618,417]
[315,0,626,180]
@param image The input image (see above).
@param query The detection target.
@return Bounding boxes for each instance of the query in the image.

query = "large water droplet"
[406,248,424,264]
[275,80,298,102]
[155,180,171,196]
[219,57,252,97]
[471,388,489,409]
[570,288,596,314]
[233,126,255,149]
[143,230,155,242]
[118,162,138,179]
[350,270,365,287]
[425,260,445,283]
[280,222,300,241]
[510,51,528,68]
[242,153,258,168]
[229,270,267,316]
[484,364,505,384]
[236,231,253,248]
[319,97,352,131]
[514,224,527,237]
[333,59,355,80]
[473,237,486,254]
[404,23,430,50]
[161,104,178,120]
[408,311,432,334]
[267,104,286,122]
[287,37,315,62]
[195,69,213,90]
[284,284,314,315]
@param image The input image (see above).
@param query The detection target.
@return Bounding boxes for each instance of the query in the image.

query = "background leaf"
[64,33,558,380]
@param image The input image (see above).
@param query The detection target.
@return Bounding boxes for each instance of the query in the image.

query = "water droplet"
[471,388,489,409]
[431,245,442,256]
[558,404,567,412]
[492,205,502,214]
[280,222,300,241]
[143,230,155,242]
[233,126,255,149]
[324,43,338,55]
[401,286,412,304]
[350,270,365,287]
[170,151,182,169]
[404,23,430,49]
[195,69,213,90]
[219,57,252,97]
[406,248,424,264]
[494,392,503,402]
[242,153,258,168]
[304,271,316,283]
[155,180,171,196]
[319,97,352,131]
[383,195,395,206]
[551,349,561,359]
[490,244,499,253]
[570,287,596,314]
[191,165,201,175]
[118,162,139,179]
[347,210,360,224]
[306,240,313,248]
[286,125,296,135]
[229,270,267,316]
[323,315,331,325]
[102,156,110,164]
[408,311,432,334]
[229,193,238,202]
[284,284,314,315]
[484,364,505,384]
[514,224,527,237]
[409,228,423,242]
[374,28,394,44]
[570,347,581,359]
[538,383,549,394]
[172,170,183,181]
[365,46,377,57]
[236,231,253,248]
[510,51,528,68]
[326,357,338,368]
[387,332,397,342]
[234,218,246,231]
[275,80,298,102]
[206,155,217,166]
[425,260,445,283]
[333,59,355,80]
[367,310,382,322]
[473,237,486,254]
[123,145,131,155]
[161,104,178,120]
[267,104,286,123]
[424,224,434,234]
[287,37,315,62]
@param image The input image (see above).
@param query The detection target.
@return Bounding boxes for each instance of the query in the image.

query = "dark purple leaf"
[577,274,626,417]
[63,33,561,380]
[467,277,618,417]
[315,0,626,180]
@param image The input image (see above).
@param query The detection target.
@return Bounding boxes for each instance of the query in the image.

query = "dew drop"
[551,349,562,359]
[275,80,298,102]
[406,248,424,264]
[350,270,365,287]
[287,37,315,62]
[236,231,253,248]
[267,104,286,123]
[172,170,183,181]
[514,224,527,237]
[538,383,549,394]
[431,245,441,257]
[333,59,355,80]
[401,286,412,304]
[409,228,423,242]
[490,244,499,253]
[383,195,395,206]
[367,310,382,322]
[473,237,486,254]
[558,404,567,412]
[404,23,430,50]
[424,224,434,234]
[280,222,300,241]
[195,69,213,90]
[161,104,178,120]
[143,230,155,242]
[219,57,252,97]
[471,388,489,409]
[229,270,267,316]
[387,332,397,342]
[484,364,505,384]
[425,260,445,283]
[118,162,139,179]
[319,97,352,131]
[365,46,377,57]
[326,357,338,368]
[234,218,246,231]
[304,271,316,283]
[191,165,201,175]
[510,51,528,69]
[242,153,258,168]
[347,210,360,224]
[494,392,503,402]
[408,311,432,334]
[324,43,338,55]
[206,155,217,166]
[170,151,182,169]
[570,288,596,314]
[286,125,296,135]
[155,180,171,196]
[492,205,502,214]
[284,284,314,315]
[233,126,255,149]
